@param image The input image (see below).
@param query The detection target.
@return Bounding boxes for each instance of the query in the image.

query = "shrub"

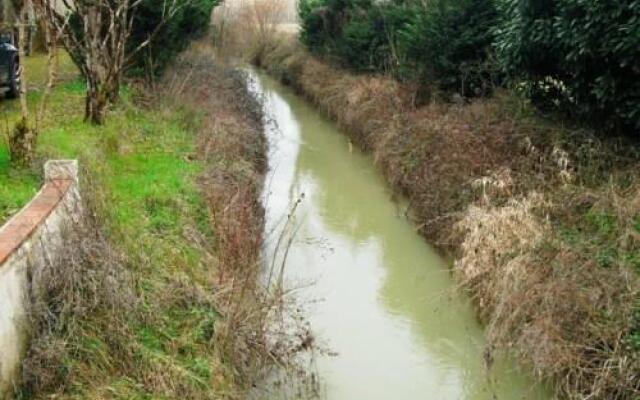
[299,0,498,96]
[128,0,219,76]
[299,0,411,72]
[495,0,640,135]
[400,0,500,97]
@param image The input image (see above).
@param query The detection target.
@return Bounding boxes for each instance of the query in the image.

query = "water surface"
[254,72,551,400]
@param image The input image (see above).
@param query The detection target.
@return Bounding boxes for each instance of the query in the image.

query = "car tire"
[6,55,20,99]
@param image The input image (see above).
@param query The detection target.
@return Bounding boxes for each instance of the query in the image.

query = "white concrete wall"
[0,257,28,398]
[0,160,80,400]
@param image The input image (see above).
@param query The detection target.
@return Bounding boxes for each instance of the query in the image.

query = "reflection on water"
[254,71,552,400]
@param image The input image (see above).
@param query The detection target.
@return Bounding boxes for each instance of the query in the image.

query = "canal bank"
[252,71,552,399]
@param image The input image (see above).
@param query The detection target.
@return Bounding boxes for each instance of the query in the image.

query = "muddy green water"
[253,72,552,400]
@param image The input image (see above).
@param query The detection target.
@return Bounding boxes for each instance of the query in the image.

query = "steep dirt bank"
[255,39,640,399]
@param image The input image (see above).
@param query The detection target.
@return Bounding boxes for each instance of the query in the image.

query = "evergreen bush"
[495,0,640,134]
[129,0,219,76]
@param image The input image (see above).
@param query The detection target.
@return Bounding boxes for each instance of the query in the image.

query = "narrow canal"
[252,71,552,400]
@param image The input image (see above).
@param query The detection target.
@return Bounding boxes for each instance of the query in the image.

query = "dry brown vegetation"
[160,42,315,393]
[166,43,271,384]
[21,182,136,397]
[254,37,640,399]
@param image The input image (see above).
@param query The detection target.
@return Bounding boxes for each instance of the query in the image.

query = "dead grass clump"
[455,190,640,399]
[21,179,234,399]
[375,101,517,245]
[20,192,136,397]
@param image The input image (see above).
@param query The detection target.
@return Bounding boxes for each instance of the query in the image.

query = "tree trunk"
[85,81,108,125]
[108,75,121,104]
[17,6,28,121]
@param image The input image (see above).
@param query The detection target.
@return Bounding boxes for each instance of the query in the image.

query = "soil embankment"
[255,38,640,399]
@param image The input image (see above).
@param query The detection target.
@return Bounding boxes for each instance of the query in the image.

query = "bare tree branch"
[36,0,198,124]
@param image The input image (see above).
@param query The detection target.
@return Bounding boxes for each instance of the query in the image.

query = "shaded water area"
[252,71,552,400]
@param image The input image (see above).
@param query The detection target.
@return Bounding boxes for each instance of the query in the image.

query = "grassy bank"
[1,44,269,399]
[255,38,640,399]
[0,53,77,225]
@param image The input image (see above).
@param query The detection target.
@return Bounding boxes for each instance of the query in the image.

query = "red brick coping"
[0,160,77,265]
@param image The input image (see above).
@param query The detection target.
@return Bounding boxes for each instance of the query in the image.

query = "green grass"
[558,209,640,272]
[4,52,238,398]
[42,91,220,397]
[0,52,205,238]
[0,146,39,224]
[0,52,79,224]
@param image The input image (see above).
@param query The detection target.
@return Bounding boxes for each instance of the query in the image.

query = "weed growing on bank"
[20,182,137,398]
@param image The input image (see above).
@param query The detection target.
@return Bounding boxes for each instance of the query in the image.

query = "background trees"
[129,0,218,77]
[299,0,498,96]
[298,0,640,135]
[495,0,640,134]
[299,0,412,72]
[401,0,499,97]
[5,0,216,166]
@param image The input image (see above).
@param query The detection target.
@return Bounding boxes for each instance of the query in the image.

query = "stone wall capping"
[44,160,78,183]
[0,179,73,266]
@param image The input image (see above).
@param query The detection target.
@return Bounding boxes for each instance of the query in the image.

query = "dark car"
[0,34,20,99]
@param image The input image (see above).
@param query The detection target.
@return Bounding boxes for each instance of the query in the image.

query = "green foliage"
[400,0,499,96]
[299,0,411,72]
[299,0,640,133]
[495,0,640,134]
[299,0,498,95]
[0,145,39,225]
[128,0,219,76]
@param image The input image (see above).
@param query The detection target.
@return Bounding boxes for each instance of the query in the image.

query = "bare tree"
[213,0,289,56]
[41,0,185,125]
